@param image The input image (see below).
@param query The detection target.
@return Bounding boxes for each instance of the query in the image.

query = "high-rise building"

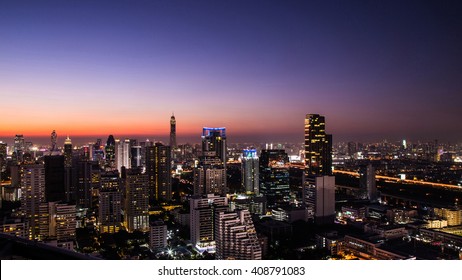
[20,164,45,240]
[170,114,177,150]
[194,127,227,196]
[259,149,290,207]
[149,220,167,250]
[202,127,226,166]
[242,149,259,194]
[14,134,25,162]
[105,135,116,169]
[146,143,172,201]
[115,139,123,173]
[215,209,261,260]
[99,171,122,233]
[124,169,149,232]
[155,143,172,201]
[190,194,229,252]
[0,141,7,178]
[130,146,142,168]
[44,155,65,202]
[50,130,58,152]
[303,114,335,224]
[76,160,101,208]
[63,136,73,167]
[303,175,335,224]
[193,161,227,195]
[304,114,332,176]
[359,163,378,202]
[122,139,131,169]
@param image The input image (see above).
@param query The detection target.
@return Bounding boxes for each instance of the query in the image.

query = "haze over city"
[1,0,462,144]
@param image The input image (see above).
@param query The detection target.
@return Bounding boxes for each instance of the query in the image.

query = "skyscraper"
[20,164,45,240]
[64,136,73,168]
[194,127,227,195]
[303,114,335,224]
[44,155,65,202]
[99,171,122,233]
[146,143,172,201]
[202,127,226,166]
[242,149,259,194]
[304,114,332,176]
[50,130,58,152]
[115,139,124,173]
[105,135,116,169]
[124,169,149,232]
[259,149,290,207]
[170,114,177,150]
[14,134,25,162]
[130,145,142,168]
[76,160,101,208]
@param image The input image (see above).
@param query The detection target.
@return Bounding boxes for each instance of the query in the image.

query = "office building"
[303,114,335,224]
[303,175,335,224]
[215,209,261,260]
[304,114,332,176]
[242,149,259,194]
[259,149,290,207]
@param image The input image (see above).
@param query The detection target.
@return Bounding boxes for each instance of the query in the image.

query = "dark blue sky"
[1,0,461,143]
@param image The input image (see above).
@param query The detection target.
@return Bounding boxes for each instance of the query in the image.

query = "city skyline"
[1,1,462,143]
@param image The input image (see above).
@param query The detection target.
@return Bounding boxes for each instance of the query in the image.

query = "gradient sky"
[1,0,462,145]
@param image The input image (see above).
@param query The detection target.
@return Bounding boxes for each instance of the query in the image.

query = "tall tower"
[20,164,46,240]
[194,127,227,195]
[146,143,172,201]
[170,114,177,149]
[99,171,122,233]
[242,149,259,195]
[259,149,290,207]
[202,127,226,166]
[64,136,73,167]
[14,134,25,162]
[44,155,65,202]
[105,135,116,169]
[124,169,149,232]
[303,114,335,224]
[304,114,332,176]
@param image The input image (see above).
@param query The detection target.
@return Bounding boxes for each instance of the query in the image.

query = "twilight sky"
[1,0,461,144]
